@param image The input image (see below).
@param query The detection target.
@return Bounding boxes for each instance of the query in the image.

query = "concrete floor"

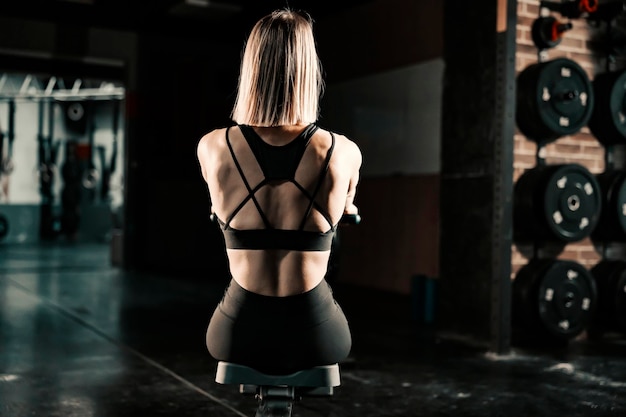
[1,242,625,417]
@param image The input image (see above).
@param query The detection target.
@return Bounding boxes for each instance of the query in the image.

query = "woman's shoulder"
[316,125,354,145]
[197,126,234,153]
[317,126,362,161]
[196,127,235,159]
[199,126,231,143]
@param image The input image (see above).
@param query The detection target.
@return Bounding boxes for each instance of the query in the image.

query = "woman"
[196,8,362,375]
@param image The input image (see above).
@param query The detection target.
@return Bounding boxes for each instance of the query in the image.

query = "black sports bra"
[214,124,337,251]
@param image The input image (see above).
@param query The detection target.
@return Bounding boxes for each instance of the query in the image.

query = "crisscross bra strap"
[218,126,337,251]
[224,126,272,229]
[298,132,336,230]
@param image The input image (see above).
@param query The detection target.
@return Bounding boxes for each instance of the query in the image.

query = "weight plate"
[588,69,626,146]
[538,260,595,339]
[517,58,594,142]
[513,259,596,341]
[62,101,88,137]
[590,260,626,334]
[66,102,85,121]
[514,164,601,244]
[531,16,566,50]
[0,213,8,239]
[591,169,626,243]
[543,164,601,241]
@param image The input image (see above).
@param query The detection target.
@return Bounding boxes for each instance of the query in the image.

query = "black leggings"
[206,279,352,375]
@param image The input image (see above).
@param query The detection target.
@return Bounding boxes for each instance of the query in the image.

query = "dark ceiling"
[0,0,376,83]
[0,0,372,41]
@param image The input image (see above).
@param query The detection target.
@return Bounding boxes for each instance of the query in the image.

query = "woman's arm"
[196,134,211,185]
[197,133,216,217]
[344,140,362,214]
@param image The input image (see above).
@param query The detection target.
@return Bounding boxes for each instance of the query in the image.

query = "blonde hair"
[231,9,324,127]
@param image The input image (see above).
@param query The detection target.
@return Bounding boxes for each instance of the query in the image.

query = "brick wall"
[512,0,614,275]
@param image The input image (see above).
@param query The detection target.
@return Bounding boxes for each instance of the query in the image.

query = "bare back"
[197,124,361,296]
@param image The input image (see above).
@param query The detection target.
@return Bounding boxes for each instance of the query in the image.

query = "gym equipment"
[216,362,340,417]
[63,100,87,137]
[60,140,82,238]
[326,213,361,283]
[82,167,100,190]
[0,100,16,201]
[531,16,573,50]
[339,212,361,225]
[513,163,601,245]
[589,259,626,336]
[590,169,626,243]
[81,102,97,203]
[540,0,598,19]
[0,127,5,202]
[513,258,597,342]
[584,0,626,23]
[0,131,4,173]
[98,100,120,202]
[516,57,594,143]
[96,146,108,193]
[2,100,15,172]
[0,213,8,240]
[37,100,62,239]
[214,213,360,417]
[588,69,626,146]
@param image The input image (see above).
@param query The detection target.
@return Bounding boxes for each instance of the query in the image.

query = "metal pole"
[490,0,517,356]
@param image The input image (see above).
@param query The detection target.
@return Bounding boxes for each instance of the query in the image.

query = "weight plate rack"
[512,7,603,346]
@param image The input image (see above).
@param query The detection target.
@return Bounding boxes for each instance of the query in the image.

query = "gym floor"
[1,243,625,417]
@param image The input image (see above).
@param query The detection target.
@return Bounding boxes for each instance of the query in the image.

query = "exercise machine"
[216,362,340,417]
[215,212,361,417]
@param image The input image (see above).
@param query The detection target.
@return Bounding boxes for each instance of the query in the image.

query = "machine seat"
[215,361,341,389]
